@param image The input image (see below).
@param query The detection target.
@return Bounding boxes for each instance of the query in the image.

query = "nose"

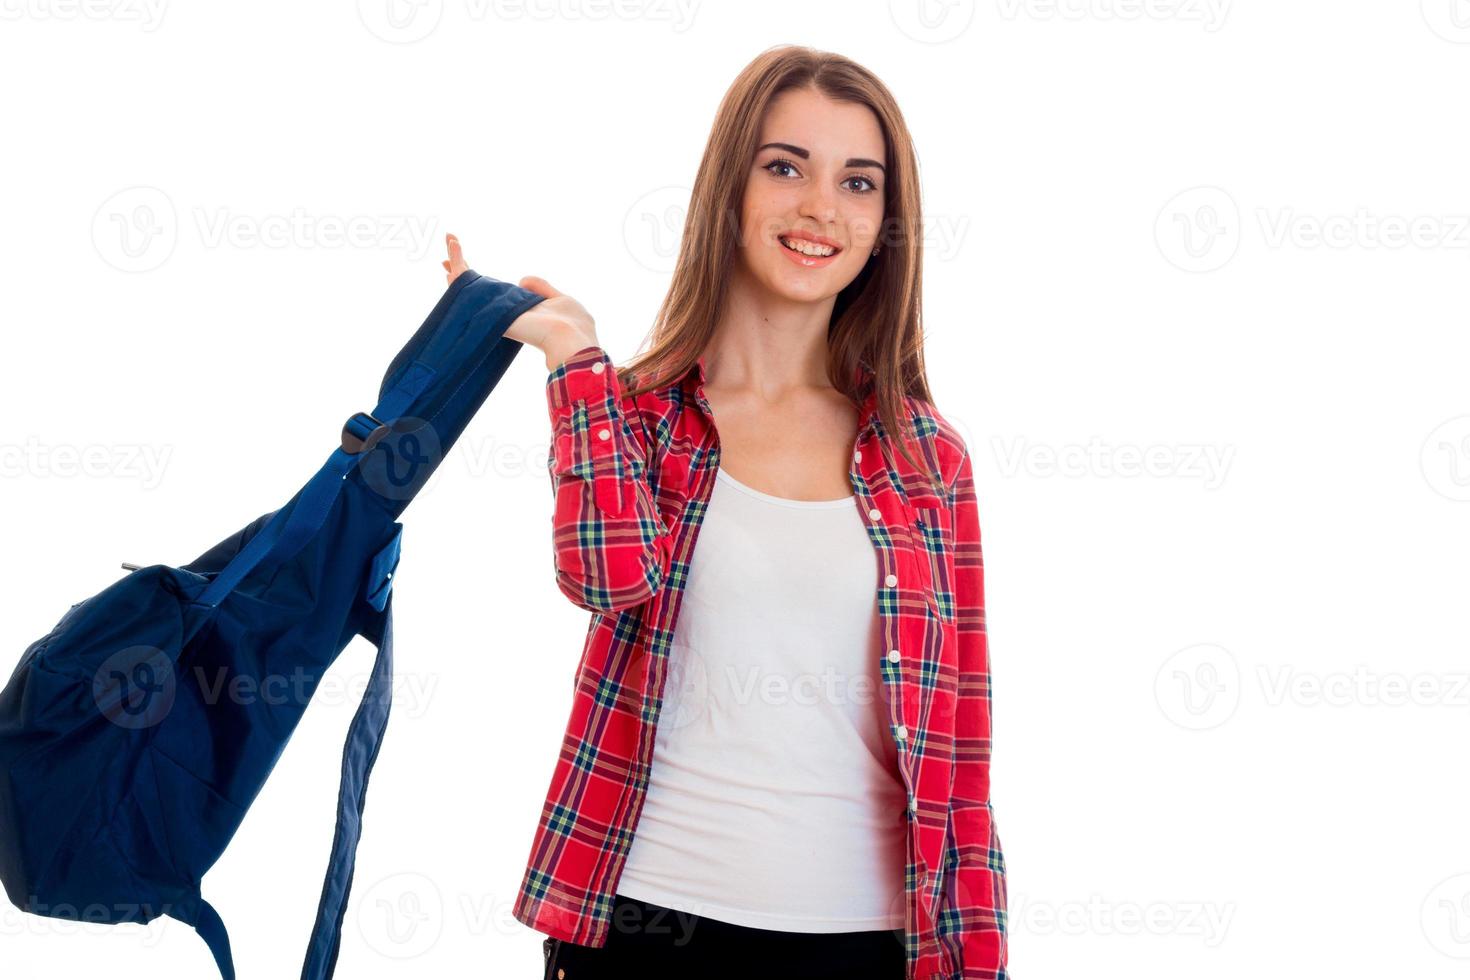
[799,180,839,226]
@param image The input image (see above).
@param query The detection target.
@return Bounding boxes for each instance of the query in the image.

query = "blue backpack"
[0,269,543,979]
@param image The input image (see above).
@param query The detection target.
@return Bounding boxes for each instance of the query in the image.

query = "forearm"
[946,447,1009,977]
[544,345,673,614]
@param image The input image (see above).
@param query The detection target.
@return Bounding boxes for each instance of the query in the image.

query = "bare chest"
[702,389,861,502]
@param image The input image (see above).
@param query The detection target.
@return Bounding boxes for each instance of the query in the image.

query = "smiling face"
[736,85,888,304]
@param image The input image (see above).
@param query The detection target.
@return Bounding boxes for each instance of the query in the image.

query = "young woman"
[444,45,1007,980]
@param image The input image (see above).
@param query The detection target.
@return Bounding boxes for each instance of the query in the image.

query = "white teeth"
[779,235,836,257]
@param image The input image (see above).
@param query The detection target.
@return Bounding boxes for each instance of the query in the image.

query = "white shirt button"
[887,649,900,663]
[895,725,908,740]
[868,507,882,521]
[854,450,862,463]
[596,428,611,441]
[908,796,918,814]
[884,573,898,587]
[591,361,605,374]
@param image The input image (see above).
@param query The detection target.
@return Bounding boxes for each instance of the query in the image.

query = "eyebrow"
[756,141,886,175]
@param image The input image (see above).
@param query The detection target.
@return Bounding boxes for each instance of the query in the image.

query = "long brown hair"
[620,44,937,483]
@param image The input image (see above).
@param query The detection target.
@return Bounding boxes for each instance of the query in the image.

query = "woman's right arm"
[440,232,672,614]
[542,344,675,614]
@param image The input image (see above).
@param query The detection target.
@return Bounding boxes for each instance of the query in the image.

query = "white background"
[2,1,1468,977]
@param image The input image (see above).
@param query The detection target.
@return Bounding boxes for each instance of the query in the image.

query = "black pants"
[541,893,906,980]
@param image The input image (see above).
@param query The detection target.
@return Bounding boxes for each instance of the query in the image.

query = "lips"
[777,232,842,257]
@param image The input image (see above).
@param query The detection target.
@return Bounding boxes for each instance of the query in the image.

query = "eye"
[762,157,880,195]
[764,156,801,179]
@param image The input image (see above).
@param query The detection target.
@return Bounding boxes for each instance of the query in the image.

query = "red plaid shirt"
[512,344,1008,980]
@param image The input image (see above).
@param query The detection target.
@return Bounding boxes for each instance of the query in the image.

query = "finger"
[519,275,563,299]
[446,233,468,270]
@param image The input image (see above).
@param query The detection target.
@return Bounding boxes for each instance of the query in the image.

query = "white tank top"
[614,465,908,932]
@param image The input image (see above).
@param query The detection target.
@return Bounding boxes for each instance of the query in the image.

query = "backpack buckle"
[342,411,392,454]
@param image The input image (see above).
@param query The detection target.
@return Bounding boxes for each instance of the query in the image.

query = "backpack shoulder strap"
[298,597,396,980]
[169,595,396,980]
